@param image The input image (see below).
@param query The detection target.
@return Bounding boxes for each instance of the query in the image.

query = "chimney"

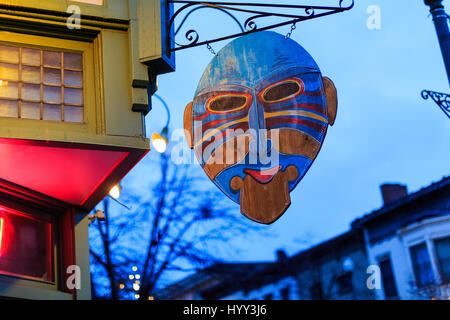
[380,184,408,205]
[276,249,288,262]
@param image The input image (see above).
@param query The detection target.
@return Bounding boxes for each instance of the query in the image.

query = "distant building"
[352,179,450,300]
[154,176,450,300]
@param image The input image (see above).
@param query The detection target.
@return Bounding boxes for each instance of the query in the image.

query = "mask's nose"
[248,97,275,165]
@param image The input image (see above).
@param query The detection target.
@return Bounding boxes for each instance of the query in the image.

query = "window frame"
[0,180,75,299]
[336,271,354,295]
[433,236,450,283]
[0,205,56,284]
[409,242,435,288]
[0,31,98,134]
[378,256,399,299]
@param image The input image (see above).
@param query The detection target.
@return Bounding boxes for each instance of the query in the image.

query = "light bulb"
[151,133,168,153]
[109,185,121,199]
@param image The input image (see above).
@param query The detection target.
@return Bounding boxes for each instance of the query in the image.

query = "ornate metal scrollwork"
[421,90,450,119]
[167,0,354,53]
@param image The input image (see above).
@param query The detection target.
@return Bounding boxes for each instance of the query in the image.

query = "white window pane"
[0,62,19,81]
[21,102,40,120]
[0,99,18,117]
[43,51,61,68]
[0,82,19,99]
[22,84,40,101]
[22,66,41,83]
[0,45,19,64]
[43,85,61,104]
[64,70,82,87]
[22,48,41,66]
[44,68,61,85]
[43,104,61,121]
[64,106,83,123]
[64,87,83,105]
[64,52,82,70]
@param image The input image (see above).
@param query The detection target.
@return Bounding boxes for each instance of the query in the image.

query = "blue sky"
[124,0,450,262]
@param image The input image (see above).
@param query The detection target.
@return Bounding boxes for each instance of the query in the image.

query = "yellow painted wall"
[0,0,173,150]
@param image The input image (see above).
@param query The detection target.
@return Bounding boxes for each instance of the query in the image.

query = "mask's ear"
[184,102,194,149]
[322,77,338,126]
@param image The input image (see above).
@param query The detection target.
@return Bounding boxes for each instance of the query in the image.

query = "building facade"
[0,0,173,299]
[353,179,450,300]
[155,177,450,300]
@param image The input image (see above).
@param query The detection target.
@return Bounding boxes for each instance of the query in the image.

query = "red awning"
[0,138,148,211]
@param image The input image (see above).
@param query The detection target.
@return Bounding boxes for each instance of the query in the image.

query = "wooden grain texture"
[231,165,298,224]
[269,129,321,160]
[203,135,251,180]
[183,102,193,149]
[323,76,338,126]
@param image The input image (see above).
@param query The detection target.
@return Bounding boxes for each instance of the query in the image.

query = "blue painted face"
[185,31,336,224]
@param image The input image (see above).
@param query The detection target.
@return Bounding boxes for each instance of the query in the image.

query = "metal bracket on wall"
[422,90,450,119]
[166,0,354,53]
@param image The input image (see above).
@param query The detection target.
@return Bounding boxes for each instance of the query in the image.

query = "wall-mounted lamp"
[151,127,168,153]
[151,94,171,153]
[109,184,121,199]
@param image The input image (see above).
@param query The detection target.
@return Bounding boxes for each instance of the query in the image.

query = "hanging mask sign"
[184,31,338,224]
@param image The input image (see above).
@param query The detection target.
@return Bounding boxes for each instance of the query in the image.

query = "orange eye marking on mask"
[206,92,253,114]
[259,78,305,104]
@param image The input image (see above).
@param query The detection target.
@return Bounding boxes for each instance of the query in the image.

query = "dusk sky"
[123,0,450,263]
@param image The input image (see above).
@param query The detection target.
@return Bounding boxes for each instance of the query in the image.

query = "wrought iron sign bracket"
[421,90,450,119]
[166,0,354,54]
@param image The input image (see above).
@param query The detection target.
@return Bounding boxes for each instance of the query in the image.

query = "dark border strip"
[0,17,100,42]
[0,4,129,26]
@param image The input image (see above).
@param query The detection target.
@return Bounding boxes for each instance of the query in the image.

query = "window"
[336,272,353,294]
[0,44,84,123]
[263,293,273,300]
[434,237,450,282]
[0,207,54,282]
[410,243,435,287]
[310,282,323,300]
[280,286,290,300]
[379,258,398,298]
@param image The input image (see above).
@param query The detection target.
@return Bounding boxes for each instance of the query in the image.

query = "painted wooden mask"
[184,31,337,224]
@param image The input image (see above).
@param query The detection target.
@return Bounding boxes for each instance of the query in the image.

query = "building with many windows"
[155,177,450,300]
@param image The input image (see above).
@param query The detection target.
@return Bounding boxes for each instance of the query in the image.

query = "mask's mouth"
[244,165,281,184]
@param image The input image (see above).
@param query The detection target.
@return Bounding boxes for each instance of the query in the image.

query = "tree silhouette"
[89,151,260,300]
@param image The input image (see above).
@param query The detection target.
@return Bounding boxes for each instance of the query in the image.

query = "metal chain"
[285,22,297,39]
[206,43,218,56]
